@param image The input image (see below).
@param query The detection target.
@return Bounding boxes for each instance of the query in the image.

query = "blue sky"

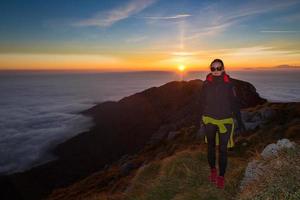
[0,0,300,70]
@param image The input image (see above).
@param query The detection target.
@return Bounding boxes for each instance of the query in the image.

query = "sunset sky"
[0,0,300,71]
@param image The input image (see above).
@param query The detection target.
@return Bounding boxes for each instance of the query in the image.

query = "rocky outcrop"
[0,78,266,200]
[261,138,296,159]
[240,138,296,190]
[241,107,276,131]
[238,139,299,200]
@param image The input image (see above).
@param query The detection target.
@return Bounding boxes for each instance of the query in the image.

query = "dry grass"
[118,149,248,200]
[237,145,300,200]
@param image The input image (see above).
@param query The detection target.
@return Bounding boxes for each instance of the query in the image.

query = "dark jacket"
[199,71,243,126]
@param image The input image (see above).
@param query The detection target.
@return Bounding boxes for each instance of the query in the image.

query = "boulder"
[240,138,297,190]
[244,121,261,131]
[167,131,181,141]
[261,138,295,159]
[240,159,265,190]
[277,138,295,149]
[261,143,279,159]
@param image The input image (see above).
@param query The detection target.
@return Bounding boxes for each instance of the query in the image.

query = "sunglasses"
[210,66,223,71]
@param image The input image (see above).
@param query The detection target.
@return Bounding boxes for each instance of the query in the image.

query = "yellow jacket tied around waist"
[202,115,235,148]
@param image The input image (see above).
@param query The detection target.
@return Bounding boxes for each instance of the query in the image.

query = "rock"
[117,154,130,165]
[261,138,295,159]
[240,138,297,190]
[167,131,181,140]
[261,143,279,159]
[244,121,261,131]
[251,112,262,122]
[241,107,275,132]
[150,124,177,144]
[120,162,140,176]
[240,159,265,190]
[260,107,275,120]
[241,111,252,122]
[276,138,295,149]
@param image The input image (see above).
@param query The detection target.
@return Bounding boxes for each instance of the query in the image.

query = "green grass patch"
[123,150,247,200]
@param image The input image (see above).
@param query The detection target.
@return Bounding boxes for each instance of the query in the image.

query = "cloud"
[171,51,198,56]
[0,100,94,175]
[222,46,300,57]
[221,0,299,22]
[260,30,300,33]
[185,0,300,40]
[184,22,234,40]
[73,0,157,28]
[161,46,300,64]
[142,14,191,20]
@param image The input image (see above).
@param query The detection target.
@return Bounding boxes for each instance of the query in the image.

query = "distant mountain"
[243,64,300,70]
[274,64,300,69]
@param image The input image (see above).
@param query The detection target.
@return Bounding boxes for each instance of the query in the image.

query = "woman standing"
[199,59,246,189]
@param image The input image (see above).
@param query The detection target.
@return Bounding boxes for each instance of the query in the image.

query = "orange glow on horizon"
[0,51,299,71]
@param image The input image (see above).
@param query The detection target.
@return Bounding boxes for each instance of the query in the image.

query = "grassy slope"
[48,102,300,200]
[121,149,247,200]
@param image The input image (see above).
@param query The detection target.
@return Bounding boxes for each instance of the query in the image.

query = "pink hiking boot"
[208,167,217,184]
[216,175,225,189]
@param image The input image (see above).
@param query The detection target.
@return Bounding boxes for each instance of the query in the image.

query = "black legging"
[205,123,232,176]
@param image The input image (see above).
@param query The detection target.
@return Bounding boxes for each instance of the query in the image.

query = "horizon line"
[1,67,300,74]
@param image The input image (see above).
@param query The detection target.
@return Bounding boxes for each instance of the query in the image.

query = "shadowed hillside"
[47,102,300,200]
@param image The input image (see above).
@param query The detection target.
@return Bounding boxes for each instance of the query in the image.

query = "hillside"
[47,102,300,200]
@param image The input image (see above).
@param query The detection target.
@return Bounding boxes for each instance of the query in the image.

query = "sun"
[178,64,186,72]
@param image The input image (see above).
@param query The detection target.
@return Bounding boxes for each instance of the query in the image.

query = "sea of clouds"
[0,96,94,174]
[0,71,177,175]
